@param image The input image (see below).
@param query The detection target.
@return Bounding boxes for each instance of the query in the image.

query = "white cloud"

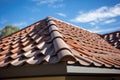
[50,4,64,8]
[71,3,120,23]
[32,0,64,8]
[57,13,66,17]
[24,7,41,13]
[13,22,27,29]
[104,19,116,24]
[89,22,96,26]
[32,0,63,4]
[89,26,120,33]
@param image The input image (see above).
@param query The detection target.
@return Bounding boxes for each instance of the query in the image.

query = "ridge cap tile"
[47,19,75,61]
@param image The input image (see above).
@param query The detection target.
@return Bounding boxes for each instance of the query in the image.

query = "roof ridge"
[46,16,94,34]
[46,17,76,62]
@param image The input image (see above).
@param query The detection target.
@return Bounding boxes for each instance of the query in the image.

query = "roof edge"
[0,17,46,40]
[47,16,95,34]
[67,65,120,75]
[0,63,67,79]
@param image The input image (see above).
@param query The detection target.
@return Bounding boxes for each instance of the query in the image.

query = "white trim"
[67,66,120,74]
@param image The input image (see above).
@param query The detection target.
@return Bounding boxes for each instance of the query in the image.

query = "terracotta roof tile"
[0,17,120,69]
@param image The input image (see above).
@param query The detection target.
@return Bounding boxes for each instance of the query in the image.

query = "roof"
[0,16,120,69]
[101,31,120,49]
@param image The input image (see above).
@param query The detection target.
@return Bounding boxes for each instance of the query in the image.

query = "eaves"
[0,63,120,79]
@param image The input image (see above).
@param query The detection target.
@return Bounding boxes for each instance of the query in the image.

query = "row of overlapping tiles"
[0,17,120,68]
[0,18,75,67]
[101,31,120,49]
[51,19,120,68]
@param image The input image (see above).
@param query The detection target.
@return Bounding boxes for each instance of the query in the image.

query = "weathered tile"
[0,17,120,69]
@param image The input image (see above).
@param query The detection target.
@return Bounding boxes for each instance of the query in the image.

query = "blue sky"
[0,0,120,34]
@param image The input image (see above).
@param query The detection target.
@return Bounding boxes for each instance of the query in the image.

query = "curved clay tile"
[0,16,120,69]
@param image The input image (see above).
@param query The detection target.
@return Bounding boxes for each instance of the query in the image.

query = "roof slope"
[0,17,120,69]
[101,31,120,49]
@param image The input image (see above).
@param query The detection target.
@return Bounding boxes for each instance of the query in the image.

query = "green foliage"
[0,25,20,38]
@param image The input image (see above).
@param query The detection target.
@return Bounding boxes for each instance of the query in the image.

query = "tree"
[0,25,20,38]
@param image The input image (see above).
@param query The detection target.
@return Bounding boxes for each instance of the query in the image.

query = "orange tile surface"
[0,17,120,69]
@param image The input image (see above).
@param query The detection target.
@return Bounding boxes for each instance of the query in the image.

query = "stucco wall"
[4,76,65,80]
[4,76,120,80]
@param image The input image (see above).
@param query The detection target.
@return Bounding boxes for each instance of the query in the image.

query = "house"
[0,17,120,80]
[100,31,120,49]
